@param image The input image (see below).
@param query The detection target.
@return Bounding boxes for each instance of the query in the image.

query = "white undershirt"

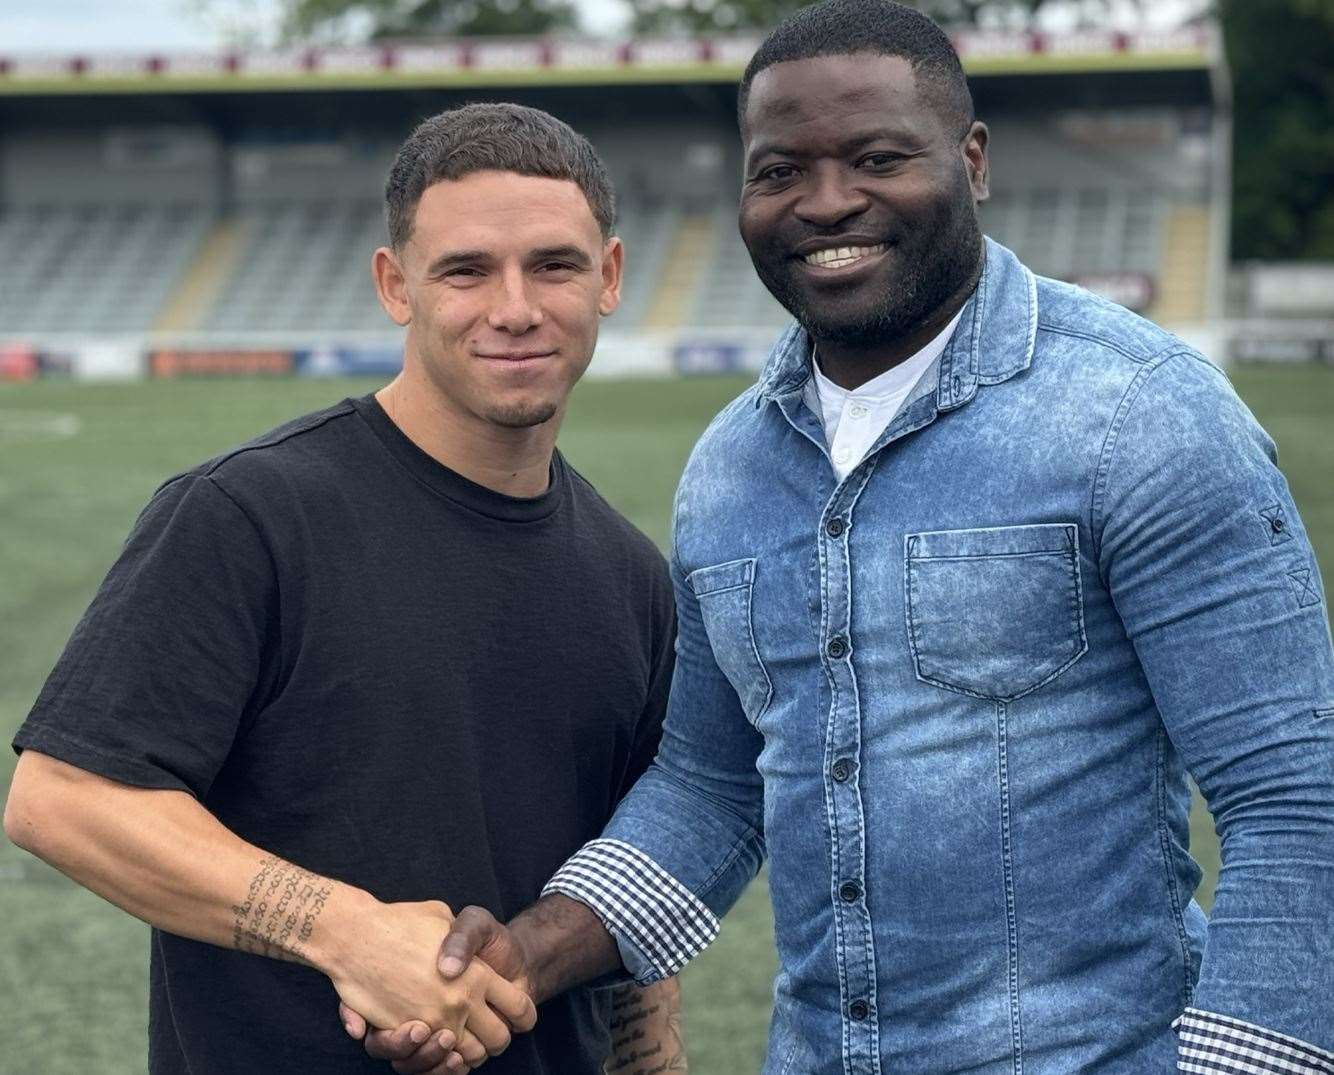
[806,308,965,481]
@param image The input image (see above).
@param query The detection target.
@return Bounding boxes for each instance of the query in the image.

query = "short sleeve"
[13,473,277,798]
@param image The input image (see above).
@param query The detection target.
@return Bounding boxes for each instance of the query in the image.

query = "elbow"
[4,752,75,858]
[4,765,40,853]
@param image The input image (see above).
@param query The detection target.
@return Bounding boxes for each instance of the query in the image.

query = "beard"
[748,177,984,350]
[414,344,563,430]
[482,398,559,429]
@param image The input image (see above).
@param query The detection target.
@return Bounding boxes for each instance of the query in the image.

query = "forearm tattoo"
[231,856,332,963]
[604,980,687,1074]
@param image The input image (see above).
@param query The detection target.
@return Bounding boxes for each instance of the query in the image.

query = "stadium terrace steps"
[1151,206,1211,324]
[203,201,388,333]
[0,205,210,336]
[689,204,789,331]
[154,218,244,333]
[612,203,684,331]
[981,186,1165,281]
[0,189,1196,340]
[641,213,719,331]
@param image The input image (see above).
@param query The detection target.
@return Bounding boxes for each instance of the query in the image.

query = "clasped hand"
[331,899,535,1072]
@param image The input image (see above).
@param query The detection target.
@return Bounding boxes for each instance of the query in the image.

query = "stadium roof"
[0,26,1218,96]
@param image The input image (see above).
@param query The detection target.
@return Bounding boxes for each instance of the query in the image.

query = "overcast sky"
[1,0,1202,54]
[0,0,627,53]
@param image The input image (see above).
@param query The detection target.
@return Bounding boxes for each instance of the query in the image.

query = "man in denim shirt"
[370,2,1334,1072]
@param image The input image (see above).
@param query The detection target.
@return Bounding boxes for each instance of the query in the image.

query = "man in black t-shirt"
[5,104,683,1075]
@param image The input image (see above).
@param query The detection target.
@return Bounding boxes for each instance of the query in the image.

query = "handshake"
[326,895,536,1074]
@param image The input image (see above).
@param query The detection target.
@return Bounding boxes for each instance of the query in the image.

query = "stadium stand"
[607,202,685,330]
[202,200,387,333]
[0,27,1228,370]
[0,204,210,335]
[691,202,790,330]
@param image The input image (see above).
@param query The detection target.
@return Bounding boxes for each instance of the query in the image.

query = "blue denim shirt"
[548,240,1334,1073]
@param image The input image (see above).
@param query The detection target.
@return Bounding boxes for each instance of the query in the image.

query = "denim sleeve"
[1095,349,1334,1061]
[543,552,767,985]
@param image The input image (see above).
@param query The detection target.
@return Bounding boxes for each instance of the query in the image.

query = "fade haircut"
[738,0,974,138]
[385,102,615,249]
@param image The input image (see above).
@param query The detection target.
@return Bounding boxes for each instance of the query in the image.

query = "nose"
[487,267,543,334]
[793,165,870,230]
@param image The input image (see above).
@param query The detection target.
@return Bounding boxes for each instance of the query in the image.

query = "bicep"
[650,557,765,813]
[1098,356,1334,815]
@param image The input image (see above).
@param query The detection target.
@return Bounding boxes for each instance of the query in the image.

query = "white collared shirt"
[805,308,965,481]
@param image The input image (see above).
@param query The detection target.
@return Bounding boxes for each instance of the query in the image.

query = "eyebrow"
[425,244,593,277]
[426,249,489,277]
[529,244,594,269]
[746,128,925,166]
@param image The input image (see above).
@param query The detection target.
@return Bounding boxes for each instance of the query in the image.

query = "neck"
[814,262,981,392]
[376,366,560,499]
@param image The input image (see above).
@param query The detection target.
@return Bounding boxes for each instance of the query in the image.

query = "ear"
[598,235,624,317]
[372,246,412,326]
[962,121,990,203]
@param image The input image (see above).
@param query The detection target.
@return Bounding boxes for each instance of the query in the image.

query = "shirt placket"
[819,463,882,1075]
[785,371,951,1072]
[831,397,872,476]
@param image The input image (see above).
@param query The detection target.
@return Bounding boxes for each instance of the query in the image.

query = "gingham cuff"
[1175,1008,1334,1074]
[542,838,720,981]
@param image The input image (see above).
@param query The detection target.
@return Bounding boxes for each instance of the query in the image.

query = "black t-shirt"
[14,395,675,1075]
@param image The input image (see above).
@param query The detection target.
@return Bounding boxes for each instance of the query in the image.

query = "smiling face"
[373,170,622,431]
[739,52,989,356]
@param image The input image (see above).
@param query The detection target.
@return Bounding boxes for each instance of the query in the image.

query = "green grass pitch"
[1,365,1330,1072]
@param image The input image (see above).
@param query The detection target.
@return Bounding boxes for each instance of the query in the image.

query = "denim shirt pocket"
[688,557,774,726]
[904,523,1088,701]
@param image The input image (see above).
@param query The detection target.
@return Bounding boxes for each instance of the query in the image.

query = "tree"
[197,0,1149,42]
[625,0,1142,33]
[190,0,581,45]
[295,0,580,39]
[1220,0,1334,260]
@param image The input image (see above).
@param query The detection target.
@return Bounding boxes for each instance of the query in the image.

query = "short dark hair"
[738,0,974,137]
[385,102,615,249]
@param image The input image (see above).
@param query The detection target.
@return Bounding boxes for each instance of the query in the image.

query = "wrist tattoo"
[231,856,333,963]
[605,981,687,1074]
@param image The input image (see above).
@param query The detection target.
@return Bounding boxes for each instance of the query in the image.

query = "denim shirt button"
[839,881,861,902]
[848,999,869,1020]
[826,516,846,538]
[827,637,848,659]
[1271,517,1285,533]
[831,758,852,782]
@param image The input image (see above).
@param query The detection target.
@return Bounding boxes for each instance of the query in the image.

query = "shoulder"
[681,382,768,480]
[1090,335,1274,533]
[121,468,273,578]
[198,397,360,480]
[157,398,362,507]
[1026,275,1239,433]
[1033,274,1194,371]
[1111,344,1265,457]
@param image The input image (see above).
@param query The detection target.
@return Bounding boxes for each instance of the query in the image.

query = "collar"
[755,237,1038,409]
[810,306,964,405]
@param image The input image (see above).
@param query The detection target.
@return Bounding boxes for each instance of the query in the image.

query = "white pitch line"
[0,410,82,440]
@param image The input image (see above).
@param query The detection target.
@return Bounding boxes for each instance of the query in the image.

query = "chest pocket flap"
[905,523,1088,701]
[688,557,774,726]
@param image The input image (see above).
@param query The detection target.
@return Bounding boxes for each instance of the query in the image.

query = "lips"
[476,351,555,362]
